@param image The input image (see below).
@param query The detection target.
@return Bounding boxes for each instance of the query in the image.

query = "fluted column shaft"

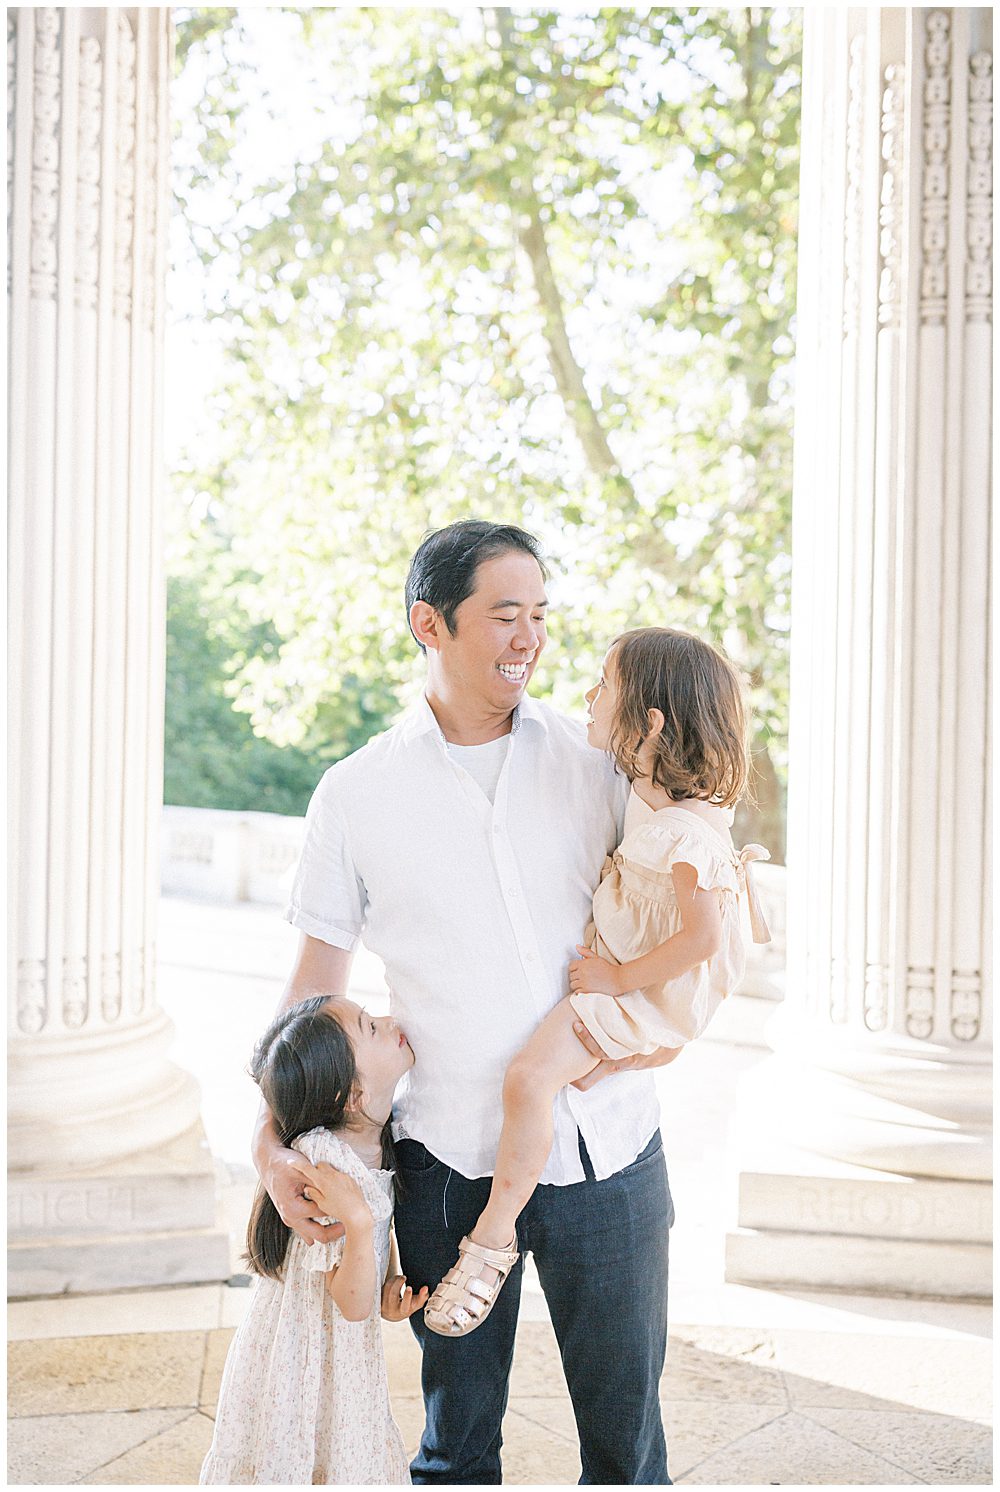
[7,8,201,1170]
[728,8,991,1298]
[776,6,992,1181]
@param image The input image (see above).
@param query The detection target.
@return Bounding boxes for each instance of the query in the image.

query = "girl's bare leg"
[471,997,601,1251]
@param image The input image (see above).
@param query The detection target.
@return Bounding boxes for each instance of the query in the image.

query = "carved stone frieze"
[878,65,905,329]
[920,10,951,325]
[950,973,982,1042]
[829,954,849,1024]
[62,955,88,1027]
[17,958,47,1034]
[843,35,864,337]
[966,51,993,322]
[7,12,15,286]
[905,969,935,1040]
[113,13,136,321]
[75,35,102,310]
[101,950,122,1023]
[29,7,60,301]
[142,84,158,331]
[863,962,888,1032]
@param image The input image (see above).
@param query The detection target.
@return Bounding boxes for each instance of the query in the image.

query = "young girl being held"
[200,994,426,1486]
[423,626,770,1337]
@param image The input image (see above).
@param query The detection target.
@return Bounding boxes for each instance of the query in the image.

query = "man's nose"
[513,619,541,652]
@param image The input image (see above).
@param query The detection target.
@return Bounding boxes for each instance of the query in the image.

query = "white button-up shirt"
[286,693,662,1184]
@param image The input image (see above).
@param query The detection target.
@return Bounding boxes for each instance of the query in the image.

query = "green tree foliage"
[164,572,329,813]
[170,7,800,853]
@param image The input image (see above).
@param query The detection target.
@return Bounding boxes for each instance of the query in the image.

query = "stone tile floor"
[7,896,994,1485]
[8,1300,993,1485]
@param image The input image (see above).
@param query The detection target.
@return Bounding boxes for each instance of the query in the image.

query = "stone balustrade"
[160,804,789,1001]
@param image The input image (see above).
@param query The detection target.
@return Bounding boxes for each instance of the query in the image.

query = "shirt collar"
[398,691,549,744]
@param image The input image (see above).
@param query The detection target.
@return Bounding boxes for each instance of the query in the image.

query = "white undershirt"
[445,734,511,806]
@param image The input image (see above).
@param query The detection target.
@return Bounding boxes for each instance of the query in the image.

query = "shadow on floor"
[8,1318,993,1486]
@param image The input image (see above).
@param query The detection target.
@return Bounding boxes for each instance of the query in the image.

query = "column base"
[725,1142,992,1300]
[7,1121,232,1298]
[8,1012,205,1171]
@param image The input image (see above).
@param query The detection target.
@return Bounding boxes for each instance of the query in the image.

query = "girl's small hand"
[298,1160,371,1231]
[381,1274,430,1322]
[568,945,622,997]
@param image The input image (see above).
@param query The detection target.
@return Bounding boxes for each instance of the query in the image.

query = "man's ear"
[410,601,444,653]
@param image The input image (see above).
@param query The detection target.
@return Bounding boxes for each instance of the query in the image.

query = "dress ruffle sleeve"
[290,1129,392,1273]
[621,817,740,898]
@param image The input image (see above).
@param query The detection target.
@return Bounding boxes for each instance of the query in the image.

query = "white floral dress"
[200,1128,410,1486]
[569,790,770,1060]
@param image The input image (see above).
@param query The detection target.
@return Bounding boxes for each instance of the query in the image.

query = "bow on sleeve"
[737,844,771,944]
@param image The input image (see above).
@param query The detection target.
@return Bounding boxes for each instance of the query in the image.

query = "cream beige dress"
[569,790,769,1060]
[199,1128,410,1486]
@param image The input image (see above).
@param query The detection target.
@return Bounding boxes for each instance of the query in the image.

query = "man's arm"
[252,933,354,1244]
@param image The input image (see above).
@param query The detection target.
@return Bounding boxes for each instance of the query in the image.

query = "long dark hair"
[243,994,396,1280]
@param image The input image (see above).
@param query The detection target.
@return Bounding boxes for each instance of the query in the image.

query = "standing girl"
[423,626,770,1336]
[200,994,426,1484]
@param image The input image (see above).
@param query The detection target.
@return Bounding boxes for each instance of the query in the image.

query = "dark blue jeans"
[393,1130,673,1485]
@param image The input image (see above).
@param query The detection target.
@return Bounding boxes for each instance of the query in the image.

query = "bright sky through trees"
[165,8,801,851]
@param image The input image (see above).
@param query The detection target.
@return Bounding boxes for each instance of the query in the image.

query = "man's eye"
[370,1021,377,1035]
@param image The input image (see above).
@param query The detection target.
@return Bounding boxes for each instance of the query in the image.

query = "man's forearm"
[252,1099,279,1180]
[277,934,355,1015]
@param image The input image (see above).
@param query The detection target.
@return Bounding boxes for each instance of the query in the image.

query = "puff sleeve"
[621,817,740,897]
[290,1130,358,1273]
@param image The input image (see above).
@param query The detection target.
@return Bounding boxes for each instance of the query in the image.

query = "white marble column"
[7,8,229,1294]
[727,8,992,1298]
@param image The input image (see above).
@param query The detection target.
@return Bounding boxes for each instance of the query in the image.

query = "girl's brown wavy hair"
[605,628,750,808]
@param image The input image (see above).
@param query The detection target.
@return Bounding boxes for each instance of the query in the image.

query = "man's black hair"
[404,520,548,652]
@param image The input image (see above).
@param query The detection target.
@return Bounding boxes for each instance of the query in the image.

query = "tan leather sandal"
[423,1235,519,1337]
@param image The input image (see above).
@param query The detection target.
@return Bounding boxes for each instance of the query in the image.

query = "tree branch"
[517,210,621,480]
[492,7,628,489]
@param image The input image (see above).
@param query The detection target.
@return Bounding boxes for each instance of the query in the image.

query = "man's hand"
[381,1274,430,1322]
[295,1158,372,1232]
[265,1147,346,1247]
[570,1020,683,1091]
[568,944,623,997]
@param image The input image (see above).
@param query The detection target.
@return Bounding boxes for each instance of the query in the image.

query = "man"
[255,520,678,1484]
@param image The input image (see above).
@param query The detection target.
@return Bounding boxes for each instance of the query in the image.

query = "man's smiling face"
[435,550,548,714]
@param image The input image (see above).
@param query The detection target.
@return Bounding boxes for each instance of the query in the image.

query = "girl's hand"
[568,945,622,997]
[297,1159,371,1231]
[381,1274,430,1322]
